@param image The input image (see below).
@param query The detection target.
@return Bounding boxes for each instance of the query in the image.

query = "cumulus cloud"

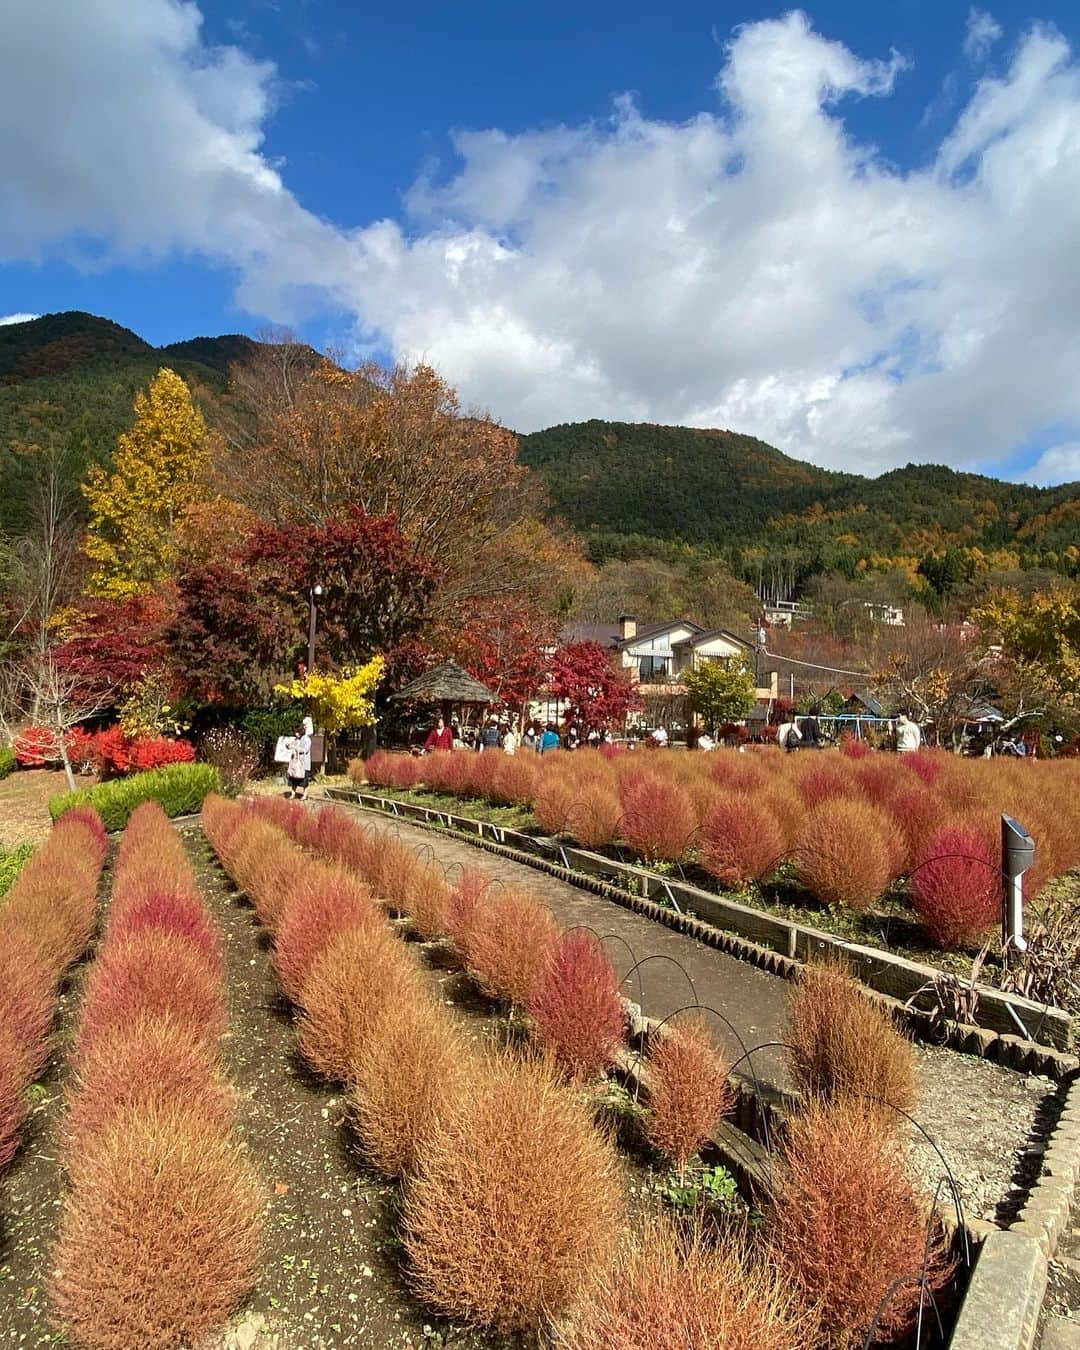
[965,9,1004,63]
[0,313,39,325]
[4,3,1080,480]
[1024,443,1080,485]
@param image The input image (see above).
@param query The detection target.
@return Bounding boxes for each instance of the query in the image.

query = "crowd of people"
[420,716,621,756]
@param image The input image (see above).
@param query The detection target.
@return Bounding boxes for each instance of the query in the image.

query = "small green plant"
[0,840,35,898]
[0,746,16,779]
[50,762,221,831]
[657,1160,738,1214]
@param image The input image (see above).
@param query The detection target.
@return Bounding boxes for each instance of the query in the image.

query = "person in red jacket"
[424,716,453,752]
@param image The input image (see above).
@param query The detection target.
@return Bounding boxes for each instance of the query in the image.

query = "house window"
[638,655,672,681]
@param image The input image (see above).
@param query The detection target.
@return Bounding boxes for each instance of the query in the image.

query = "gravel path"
[336,802,1057,1223]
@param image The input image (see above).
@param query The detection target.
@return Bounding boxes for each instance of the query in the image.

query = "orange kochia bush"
[50,801,261,1347]
[0,810,106,1174]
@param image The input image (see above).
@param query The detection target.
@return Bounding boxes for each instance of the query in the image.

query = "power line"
[761,647,870,679]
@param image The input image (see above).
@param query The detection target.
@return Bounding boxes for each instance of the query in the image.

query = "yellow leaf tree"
[82,368,209,598]
[275,657,386,734]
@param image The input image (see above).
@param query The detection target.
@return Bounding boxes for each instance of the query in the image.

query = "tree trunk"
[57,728,77,793]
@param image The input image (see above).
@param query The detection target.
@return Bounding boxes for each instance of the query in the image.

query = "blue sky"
[3,2,1080,484]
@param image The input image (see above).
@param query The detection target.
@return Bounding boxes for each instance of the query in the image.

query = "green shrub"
[241,705,304,766]
[0,841,34,898]
[0,746,15,780]
[50,763,221,832]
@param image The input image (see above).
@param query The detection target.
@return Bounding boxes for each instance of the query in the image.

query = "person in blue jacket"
[540,723,561,754]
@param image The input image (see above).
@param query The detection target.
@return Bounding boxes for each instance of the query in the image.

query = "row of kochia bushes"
[207,794,951,1347]
[0,810,107,1176]
[359,746,1080,951]
[49,801,262,1349]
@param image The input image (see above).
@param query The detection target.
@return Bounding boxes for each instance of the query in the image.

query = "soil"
[332,800,1058,1226]
[0,768,93,851]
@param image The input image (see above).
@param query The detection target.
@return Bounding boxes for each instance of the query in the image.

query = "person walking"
[540,723,561,754]
[502,725,518,756]
[777,715,802,752]
[284,723,311,800]
[895,712,922,754]
[799,711,823,749]
[480,719,501,753]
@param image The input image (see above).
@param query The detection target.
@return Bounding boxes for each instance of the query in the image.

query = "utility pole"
[307,583,324,671]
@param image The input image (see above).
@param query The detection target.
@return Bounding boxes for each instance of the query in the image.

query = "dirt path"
[337,803,1057,1225]
[0,769,93,850]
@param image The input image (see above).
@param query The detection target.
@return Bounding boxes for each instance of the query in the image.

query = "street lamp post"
[307,584,324,672]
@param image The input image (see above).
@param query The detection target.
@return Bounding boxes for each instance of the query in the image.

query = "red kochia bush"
[700,793,784,888]
[445,869,492,952]
[557,1216,811,1350]
[54,806,109,862]
[911,823,1000,949]
[528,931,626,1080]
[107,889,224,975]
[61,1014,232,1157]
[0,931,56,1077]
[564,782,623,850]
[534,777,577,836]
[0,1034,31,1171]
[645,1014,735,1171]
[273,867,377,1002]
[462,889,560,1008]
[76,930,227,1061]
[769,1100,951,1349]
[50,1104,263,1350]
[620,772,697,862]
[404,1055,622,1333]
[795,799,893,910]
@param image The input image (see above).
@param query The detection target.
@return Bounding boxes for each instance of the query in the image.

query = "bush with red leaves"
[839,736,872,760]
[700,793,785,888]
[798,761,856,808]
[76,930,227,1061]
[769,1099,951,1349]
[462,888,559,1007]
[50,1104,263,1350]
[619,772,697,862]
[528,931,626,1080]
[911,822,1000,949]
[13,724,59,767]
[645,1014,735,1171]
[273,867,377,1002]
[795,799,894,910]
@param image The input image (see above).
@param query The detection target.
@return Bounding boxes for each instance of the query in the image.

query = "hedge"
[0,841,34,899]
[50,763,222,833]
[0,747,15,780]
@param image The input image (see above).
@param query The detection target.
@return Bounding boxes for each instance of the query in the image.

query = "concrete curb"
[327,788,1077,1079]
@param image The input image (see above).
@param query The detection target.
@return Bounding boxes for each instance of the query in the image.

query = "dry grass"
[75,930,227,1061]
[350,997,477,1178]
[645,1014,735,1171]
[795,799,894,910]
[296,923,427,1082]
[769,1099,952,1349]
[788,962,917,1122]
[61,1014,231,1158]
[462,888,560,1007]
[50,1103,263,1350]
[528,930,626,1080]
[555,1216,811,1350]
[404,1054,623,1333]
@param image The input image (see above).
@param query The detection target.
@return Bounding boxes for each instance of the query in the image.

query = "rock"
[234,1311,265,1350]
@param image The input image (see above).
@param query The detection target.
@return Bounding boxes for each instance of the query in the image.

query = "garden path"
[327,801,1056,1224]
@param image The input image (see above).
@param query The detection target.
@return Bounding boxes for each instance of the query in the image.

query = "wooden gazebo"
[392,661,497,725]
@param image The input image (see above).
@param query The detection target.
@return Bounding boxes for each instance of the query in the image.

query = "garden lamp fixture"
[307,584,324,672]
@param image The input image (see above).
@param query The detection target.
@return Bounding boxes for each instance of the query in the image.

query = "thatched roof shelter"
[392,661,496,707]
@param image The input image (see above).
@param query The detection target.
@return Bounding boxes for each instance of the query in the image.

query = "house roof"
[673,626,754,652]
[616,618,704,650]
[392,661,497,705]
[559,621,623,647]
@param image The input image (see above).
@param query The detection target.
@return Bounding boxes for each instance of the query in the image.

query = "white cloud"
[3,4,1080,476]
[1023,443,1080,485]
[965,9,1003,63]
[0,313,39,325]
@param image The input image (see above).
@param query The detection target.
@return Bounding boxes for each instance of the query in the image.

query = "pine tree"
[82,368,209,599]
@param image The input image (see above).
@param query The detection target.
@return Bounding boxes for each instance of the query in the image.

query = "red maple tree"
[549,641,640,729]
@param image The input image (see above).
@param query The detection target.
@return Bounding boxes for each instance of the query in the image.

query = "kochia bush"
[528,930,626,1080]
[795,799,894,910]
[645,1014,735,1171]
[911,822,1000,949]
[619,772,697,862]
[700,793,784,889]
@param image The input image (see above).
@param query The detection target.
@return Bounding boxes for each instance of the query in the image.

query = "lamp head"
[313,583,324,598]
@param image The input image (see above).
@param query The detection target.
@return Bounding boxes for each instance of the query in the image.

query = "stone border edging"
[327,788,1077,1079]
[951,1069,1080,1348]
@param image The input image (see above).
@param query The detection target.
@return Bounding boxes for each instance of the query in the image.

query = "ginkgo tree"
[82,368,210,599]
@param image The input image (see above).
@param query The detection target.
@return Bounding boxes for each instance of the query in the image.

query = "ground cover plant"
[49,800,262,1349]
[355,747,1080,966]
[0,810,106,1173]
[50,760,221,831]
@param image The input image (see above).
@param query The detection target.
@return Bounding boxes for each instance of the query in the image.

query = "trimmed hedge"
[0,842,34,900]
[50,763,221,833]
[0,747,15,780]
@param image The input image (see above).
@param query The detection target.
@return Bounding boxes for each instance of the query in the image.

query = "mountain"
[0,313,252,532]
[518,420,1080,575]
